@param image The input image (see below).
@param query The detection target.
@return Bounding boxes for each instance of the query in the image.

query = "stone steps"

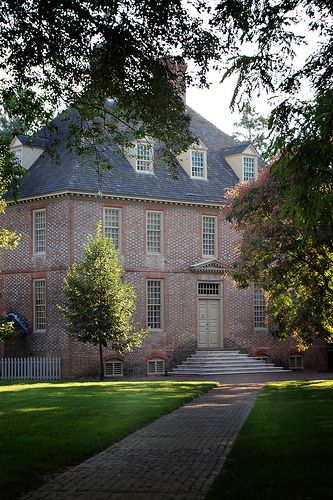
[168,350,289,375]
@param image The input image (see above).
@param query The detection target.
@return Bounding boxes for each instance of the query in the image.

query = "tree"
[224,168,333,348]
[0,0,220,171]
[233,103,269,158]
[212,0,333,241]
[58,224,147,380]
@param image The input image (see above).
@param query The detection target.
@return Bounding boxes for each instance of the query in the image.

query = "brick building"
[0,107,329,377]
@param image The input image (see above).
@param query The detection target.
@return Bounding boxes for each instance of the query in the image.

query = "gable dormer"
[177,139,208,179]
[125,138,155,174]
[10,135,47,170]
[222,143,259,182]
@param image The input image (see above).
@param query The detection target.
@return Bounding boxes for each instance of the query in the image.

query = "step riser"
[169,349,289,376]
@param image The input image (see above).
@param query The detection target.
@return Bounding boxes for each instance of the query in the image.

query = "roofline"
[7,189,226,208]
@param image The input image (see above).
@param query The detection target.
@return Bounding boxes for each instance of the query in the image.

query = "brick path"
[23,383,262,500]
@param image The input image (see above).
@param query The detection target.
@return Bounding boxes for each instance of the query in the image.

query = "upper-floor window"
[136,142,153,172]
[243,156,255,182]
[147,280,163,330]
[202,216,216,257]
[33,209,46,254]
[103,207,121,250]
[146,211,162,254]
[33,279,46,332]
[13,148,22,165]
[191,150,205,178]
[254,282,266,329]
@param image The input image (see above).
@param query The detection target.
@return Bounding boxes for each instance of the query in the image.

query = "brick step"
[168,369,287,375]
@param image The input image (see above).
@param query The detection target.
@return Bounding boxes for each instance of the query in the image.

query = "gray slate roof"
[17,107,242,204]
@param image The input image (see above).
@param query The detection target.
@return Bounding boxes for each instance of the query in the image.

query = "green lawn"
[0,380,217,499]
[207,380,333,500]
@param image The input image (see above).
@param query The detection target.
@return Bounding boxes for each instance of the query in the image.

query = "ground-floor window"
[147,280,163,330]
[254,283,266,329]
[104,360,123,377]
[33,279,46,332]
[147,359,165,375]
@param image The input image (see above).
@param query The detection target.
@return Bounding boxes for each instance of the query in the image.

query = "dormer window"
[243,156,255,182]
[13,148,22,165]
[136,142,153,172]
[191,150,205,177]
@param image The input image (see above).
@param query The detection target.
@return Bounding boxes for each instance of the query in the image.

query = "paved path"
[24,383,262,500]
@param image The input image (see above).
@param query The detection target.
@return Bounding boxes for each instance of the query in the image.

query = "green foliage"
[213,0,333,240]
[233,103,270,157]
[0,319,19,342]
[58,224,147,377]
[225,170,333,347]
[0,1,219,161]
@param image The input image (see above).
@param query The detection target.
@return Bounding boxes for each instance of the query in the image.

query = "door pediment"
[189,258,230,274]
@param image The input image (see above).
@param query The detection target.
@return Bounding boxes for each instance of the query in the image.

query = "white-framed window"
[33,209,46,255]
[104,360,123,377]
[146,211,162,254]
[254,283,266,329]
[289,355,304,370]
[147,280,163,330]
[202,216,216,257]
[33,279,46,332]
[147,359,165,375]
[136,142,153,172]
[13,148,22,165]
[103,207,121,250]
[191,150,205,178]
[243,156,255,182]
[256,356,270,364]
[198,283,219,296]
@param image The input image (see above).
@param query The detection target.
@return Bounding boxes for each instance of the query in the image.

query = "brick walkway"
[23,383,262,500]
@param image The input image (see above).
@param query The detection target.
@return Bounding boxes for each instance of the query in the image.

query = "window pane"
[147,212,162,254]
[191,151,204,177]
[34,279,46,331]
[202,216,216,256]
[136,143,152,171]
[33,210,46,254]
[254,283,266,328]
[104,208,120,249]
[14,149,22,165]
[147,280,162,329]
[198,283,219,295]
[243,157,255,181]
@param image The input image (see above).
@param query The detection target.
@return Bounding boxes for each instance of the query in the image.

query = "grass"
[207,380,333,500]
[0,379,217,499]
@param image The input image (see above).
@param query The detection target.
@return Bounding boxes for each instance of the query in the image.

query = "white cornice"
[7,190,225,208]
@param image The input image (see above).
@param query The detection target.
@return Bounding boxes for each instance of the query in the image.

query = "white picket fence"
[0,357,61,380]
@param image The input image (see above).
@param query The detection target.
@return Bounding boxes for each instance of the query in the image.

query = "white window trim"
[242,155,257,182]
[33,279,46,333]
[147,359,165,375]
[253,283,267,330]
[202,215,217,258]
[32,209,46,255]
[146,279,164,331]
[104,360,124,377]
[146,211,163,255]
[103,207,122,252]
[190,148,207,179]
[135,141,154,173]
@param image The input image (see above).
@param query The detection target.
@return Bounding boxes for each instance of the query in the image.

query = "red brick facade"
[0,193,329,377]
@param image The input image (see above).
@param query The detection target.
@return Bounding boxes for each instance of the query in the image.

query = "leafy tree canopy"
[212,0,333,241]
[58,224,147,379]
[224,169,333,348]
[0,0,220,162]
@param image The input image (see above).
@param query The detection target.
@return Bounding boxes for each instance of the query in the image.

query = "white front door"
[198,299,220,348]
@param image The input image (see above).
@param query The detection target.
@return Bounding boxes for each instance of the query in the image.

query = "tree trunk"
[99,341,104,381]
